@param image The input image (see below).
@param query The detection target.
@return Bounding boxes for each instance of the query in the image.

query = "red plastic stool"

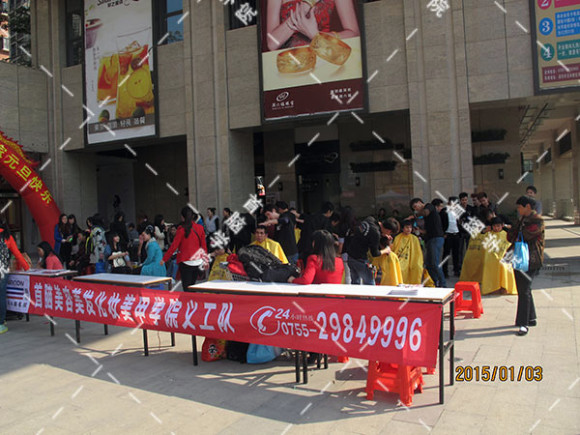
[454,281,483,318]
[366,362,424,406]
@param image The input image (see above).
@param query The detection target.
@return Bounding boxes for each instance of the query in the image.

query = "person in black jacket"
[297,202,334,262]
[345,216,389,285]
[109,212,129,248]
[263,201,299,264]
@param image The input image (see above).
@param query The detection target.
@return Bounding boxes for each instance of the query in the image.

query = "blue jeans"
[0,274,8,324]
[425,237,447,288]
[348,258,375,285]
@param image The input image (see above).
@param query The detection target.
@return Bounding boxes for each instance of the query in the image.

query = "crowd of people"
[0,185,545,336]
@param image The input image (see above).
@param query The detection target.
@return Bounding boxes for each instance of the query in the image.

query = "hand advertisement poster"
[259,0,365,120]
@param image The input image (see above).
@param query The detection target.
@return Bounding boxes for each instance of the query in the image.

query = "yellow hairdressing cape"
[392,233,425,285]
[208,253,229,281]
[372,252,403,286]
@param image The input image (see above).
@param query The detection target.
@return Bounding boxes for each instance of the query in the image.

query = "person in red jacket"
[0,221,30,334]
[290,230,344,285]
[37,241,64,270]
[161,206,208,291]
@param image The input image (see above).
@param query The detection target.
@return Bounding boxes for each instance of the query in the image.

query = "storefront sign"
[84,0,157,144]
[259,0,365,120]
[25,277,442,367]
[532,0,580,91]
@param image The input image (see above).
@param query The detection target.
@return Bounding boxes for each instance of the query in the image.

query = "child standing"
[371,236,403,286]
[392,220,424,284]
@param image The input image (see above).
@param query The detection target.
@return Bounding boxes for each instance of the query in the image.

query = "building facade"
[0,0,579,252]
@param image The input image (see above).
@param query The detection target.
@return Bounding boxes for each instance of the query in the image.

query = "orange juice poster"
[259,0,365,120]
[84,0,156,144]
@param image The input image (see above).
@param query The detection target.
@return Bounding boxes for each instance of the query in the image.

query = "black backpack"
[262,264,300,283]
[237,245,282,279]
[226,341,249,363]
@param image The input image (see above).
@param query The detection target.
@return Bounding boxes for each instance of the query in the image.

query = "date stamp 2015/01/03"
[455,365,543,382]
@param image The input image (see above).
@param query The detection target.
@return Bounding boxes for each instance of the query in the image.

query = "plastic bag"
[246,344,282,364]
[201,338,227,362]
[513,232,529,272]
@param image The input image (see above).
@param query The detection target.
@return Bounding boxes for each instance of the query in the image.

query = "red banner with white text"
[27,277,442,367]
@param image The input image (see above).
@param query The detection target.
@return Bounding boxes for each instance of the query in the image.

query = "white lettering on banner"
[54,285,64,311]
[44,283,53,310]
[314,311,424,353]
[165,299,182,329]
[95,291,108,318]
[72,288,85,314]
[34,282,43,309]
[201,302,217,331]
[120,294,136,322]
[63,287,74,313]
[134,296,150,323]
[108,293,121,319]
[149,298,165,326]
[218,302,235,333]
[84,290,96,316]
[182,301,198,330]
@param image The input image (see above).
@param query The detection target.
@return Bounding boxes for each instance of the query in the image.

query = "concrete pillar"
[404,0,473,201]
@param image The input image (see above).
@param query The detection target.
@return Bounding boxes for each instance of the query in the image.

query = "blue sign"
[556,9,580,37]
[540,17,554,35]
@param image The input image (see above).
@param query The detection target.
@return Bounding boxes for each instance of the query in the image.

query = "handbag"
[112,252,127,268]
[513,231,529,272]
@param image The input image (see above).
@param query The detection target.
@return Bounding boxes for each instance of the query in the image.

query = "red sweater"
[45,253,63,270]
[162,224,207,264]
[293,255,344,285]
[0,229,30,271]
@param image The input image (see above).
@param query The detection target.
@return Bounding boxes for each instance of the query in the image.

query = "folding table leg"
[317,353,321,369]
[104,324,108,335]
[191,336,198,366]
[49,317,55,337]
[302,351,308,384]
[26,313,29,322]
[324,354,328,369]
[171,332,176,347]
[450,300,455,386]
[143,329,149,356]
[439,309,445,404]
[295,350,300,383]
[75,320,81,344]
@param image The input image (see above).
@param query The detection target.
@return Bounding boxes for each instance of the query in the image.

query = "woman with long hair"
[54,213,69,258]
[105,232,131,274]
[0,220,30,334]
[37,241,63,270]
[161,207,208,290]
[141,225,167,277]
[290,230,344,284]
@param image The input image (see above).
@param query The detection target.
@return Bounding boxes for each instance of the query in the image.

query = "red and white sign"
[27,277,442,368]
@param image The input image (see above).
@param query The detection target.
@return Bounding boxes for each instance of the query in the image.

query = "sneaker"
[0,324,7,334]
[517,326,528,336]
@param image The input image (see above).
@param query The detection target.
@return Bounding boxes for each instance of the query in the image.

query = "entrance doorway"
[295,141,341,214]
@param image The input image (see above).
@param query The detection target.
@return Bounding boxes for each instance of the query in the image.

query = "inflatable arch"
[0,131,62,246]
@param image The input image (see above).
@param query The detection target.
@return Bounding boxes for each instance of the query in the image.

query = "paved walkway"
[1,219,579,434]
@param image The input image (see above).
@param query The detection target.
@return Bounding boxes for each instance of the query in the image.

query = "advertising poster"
[84,0,156,144]
[532,0,580,91]
[6,274,30,314]
[259,0,365,120]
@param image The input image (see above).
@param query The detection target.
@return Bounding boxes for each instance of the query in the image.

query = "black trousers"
[443,233,463,276]
[515,269,539,327]
[179,263,199,292]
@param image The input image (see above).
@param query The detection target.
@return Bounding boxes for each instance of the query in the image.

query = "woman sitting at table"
[105,232,131,275]
[141,225,167,277]
[289,230,344,284]
[37,241,63,270]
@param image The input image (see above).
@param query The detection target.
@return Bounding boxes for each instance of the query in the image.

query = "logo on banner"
[276,91,290,102]
[250,306,280,336]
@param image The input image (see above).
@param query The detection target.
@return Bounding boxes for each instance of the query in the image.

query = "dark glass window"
[158,0,183,45]
[65,0,83,66]
[226,0,257,30]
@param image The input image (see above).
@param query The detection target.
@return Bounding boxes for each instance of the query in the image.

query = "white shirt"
[446,210,459,234]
